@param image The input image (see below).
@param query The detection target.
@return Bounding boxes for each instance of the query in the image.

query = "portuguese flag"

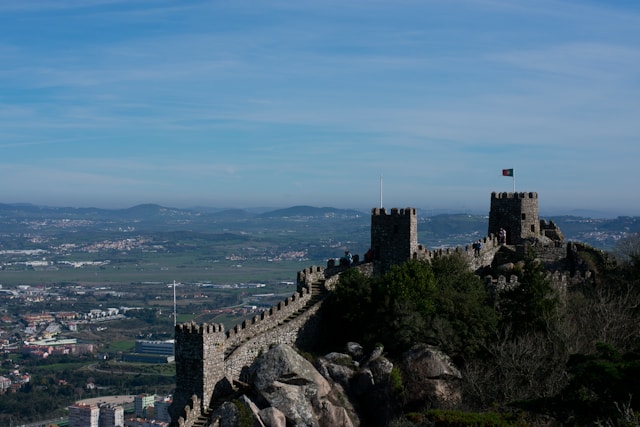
[502,168,514,177]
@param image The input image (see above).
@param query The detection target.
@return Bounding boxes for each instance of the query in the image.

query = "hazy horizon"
[0,199,632,219]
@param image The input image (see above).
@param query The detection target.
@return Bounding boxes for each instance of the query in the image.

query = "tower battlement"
[491,191,538,200]
[371,207,417,216]
[175,322,224,335]
[171,191,575,426]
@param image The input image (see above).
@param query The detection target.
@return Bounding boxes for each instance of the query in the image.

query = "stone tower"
[169,322,226,422]
[488,192,539,245]
[371,207,418,272]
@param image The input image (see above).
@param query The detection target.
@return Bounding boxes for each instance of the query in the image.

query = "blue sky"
[1,1,639,216]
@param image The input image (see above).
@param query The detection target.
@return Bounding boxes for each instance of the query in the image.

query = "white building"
[68,403,99,427]
[100,404,124,427]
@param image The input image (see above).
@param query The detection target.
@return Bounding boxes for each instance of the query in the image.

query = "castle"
[168,192,583,427]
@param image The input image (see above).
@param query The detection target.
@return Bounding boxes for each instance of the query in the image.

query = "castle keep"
[370,207,418,272]
[170,191,574,427]
[488,192,540,245]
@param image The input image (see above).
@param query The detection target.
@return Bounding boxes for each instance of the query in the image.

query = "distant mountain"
[0,202,637,251]
[117,204,199,220]
[258,205,365,219]
[212,209,256,220]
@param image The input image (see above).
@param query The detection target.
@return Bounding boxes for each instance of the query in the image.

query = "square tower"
[169,322,226,422]
[488,192,539,245]
[371,207,418,272]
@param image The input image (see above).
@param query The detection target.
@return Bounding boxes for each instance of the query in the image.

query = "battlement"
[175,322,224,335]
[491,191,538,200]
[174,394,201,427]
[371,207,417,217]
[171,192,575,426]
[297,266,325,288]
[224,286,311,349]
[484,270,593,299]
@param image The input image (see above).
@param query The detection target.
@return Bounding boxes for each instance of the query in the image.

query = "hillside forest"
[321,233,640,426]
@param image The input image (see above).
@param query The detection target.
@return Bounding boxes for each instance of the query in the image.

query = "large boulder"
[399,343,462,410]
[314,352,356,389]
[258,407,287,427]
[249,344,358,427]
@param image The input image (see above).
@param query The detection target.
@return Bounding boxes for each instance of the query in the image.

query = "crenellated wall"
[173,395,201,427]
[169,260,365,426]
[412,234,503,272]
[171,193,579,426]
[484,270,593,301]
[224,286,312,351]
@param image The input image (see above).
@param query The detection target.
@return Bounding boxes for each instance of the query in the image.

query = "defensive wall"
[170,191,582,426]
[485,270,593,302]
[169,261,370,427]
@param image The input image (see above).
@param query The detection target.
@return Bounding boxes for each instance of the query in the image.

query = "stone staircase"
[281,279,326,324]
[190,408,213,427]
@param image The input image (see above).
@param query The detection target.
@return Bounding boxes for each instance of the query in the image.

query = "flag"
[502,168,514,177]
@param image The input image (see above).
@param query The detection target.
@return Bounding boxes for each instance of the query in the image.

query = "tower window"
[522,213,526,220]
[531,225,535,232]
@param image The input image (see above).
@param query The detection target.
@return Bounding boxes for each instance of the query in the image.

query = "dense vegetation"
[323,234,640,425]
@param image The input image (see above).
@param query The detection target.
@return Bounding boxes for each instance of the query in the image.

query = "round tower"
[488,192,539,245]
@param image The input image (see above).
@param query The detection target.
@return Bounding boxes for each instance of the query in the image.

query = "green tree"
[379,259,436,319]
[499,248,558,334]
[430,254,499,358]
[550,343,640,425]
[324,268,376,346]
[374,260,437,352]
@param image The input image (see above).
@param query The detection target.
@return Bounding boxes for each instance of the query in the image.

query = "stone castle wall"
[371,207,418,272]
[170,323,225,426]
[412,234,503,271]
[485,270,593,302]
[223,286,312,352]
[488,192,539,244]
[169,261,362,426]
[171,192,576,426]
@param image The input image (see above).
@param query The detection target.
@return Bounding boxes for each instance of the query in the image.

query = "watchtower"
[169,322,226,422]
[371,207,418,272]
[488,192,539,245]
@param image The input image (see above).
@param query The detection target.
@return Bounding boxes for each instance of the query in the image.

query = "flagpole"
[379,174,383,208]
[513,171,516,193]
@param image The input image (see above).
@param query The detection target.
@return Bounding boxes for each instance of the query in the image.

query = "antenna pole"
[379,174,383,208]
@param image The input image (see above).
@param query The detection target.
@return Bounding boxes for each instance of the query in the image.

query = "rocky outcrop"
[249,344,356,427]
[206,342,462,427]
[399,343,463,411]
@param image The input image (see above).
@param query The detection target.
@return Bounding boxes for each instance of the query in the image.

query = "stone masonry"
[488,192,540,245]
[170,191,576,426]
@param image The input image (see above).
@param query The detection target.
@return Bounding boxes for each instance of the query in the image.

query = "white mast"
[379,174,383,208]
